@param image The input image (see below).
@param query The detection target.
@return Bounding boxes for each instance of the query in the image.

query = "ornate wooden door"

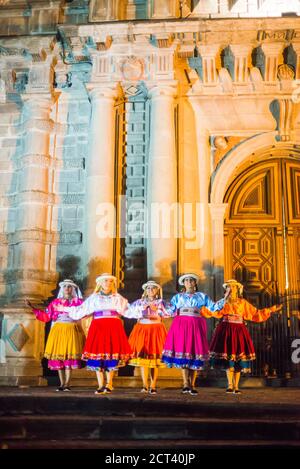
[224,158,300,377]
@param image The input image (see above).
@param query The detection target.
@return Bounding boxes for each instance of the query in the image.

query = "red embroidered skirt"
[82,318,132,365]
[209,321,256,361]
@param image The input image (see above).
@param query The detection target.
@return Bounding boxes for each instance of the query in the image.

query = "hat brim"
[96,275,117,283]
[142,282,161,290]
[223,281,243,292]
[59,281,79,289]
[178,274,199,286]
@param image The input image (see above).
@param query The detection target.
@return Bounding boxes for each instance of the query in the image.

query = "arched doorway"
[224,157,300,377]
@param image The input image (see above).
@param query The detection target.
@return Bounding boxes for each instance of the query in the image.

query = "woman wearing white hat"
[124,280,172,394]
[57,273,131,394]
[25,279,85,391]
[207,279,282,394]
[162,273,228,395]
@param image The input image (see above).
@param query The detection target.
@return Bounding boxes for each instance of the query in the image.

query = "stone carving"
[214,136,228,150]
[119,56,144,81]
[277,64,295,80]
[5,322,30,352]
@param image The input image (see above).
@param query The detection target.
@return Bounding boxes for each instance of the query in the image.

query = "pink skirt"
[162,315,209,370]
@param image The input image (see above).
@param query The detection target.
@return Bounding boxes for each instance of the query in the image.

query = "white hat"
[57,279,83,299]
[223,279,243,295]
[95,273,117,284]
[142,280,161,290]
[59,279,79,289]
[178,273,199,286]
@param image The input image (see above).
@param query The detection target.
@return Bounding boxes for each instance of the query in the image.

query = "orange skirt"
[128,322,167,368]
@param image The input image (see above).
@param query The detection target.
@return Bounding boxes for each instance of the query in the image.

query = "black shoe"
[181,387,190,394]
[94,386,106,395]
[104,386,113,394]
[189,388,198,396]
[56,386,64,392]
[226,388,234,393]
[234,389,242,394]
[63,386,71,392]
[149,388,157,395]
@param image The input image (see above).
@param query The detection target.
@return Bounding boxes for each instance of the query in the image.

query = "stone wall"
[1,15,300,383]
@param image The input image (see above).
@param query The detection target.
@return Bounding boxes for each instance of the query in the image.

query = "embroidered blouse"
[168,292,225,316]
[63,292,128,320]
[201,298,278,323]
[34,298,83,324]
[124,298,172,324]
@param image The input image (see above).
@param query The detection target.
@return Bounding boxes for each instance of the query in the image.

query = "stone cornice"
[0,229,82,245]
[0,191,58,208]
[64,18,300,45]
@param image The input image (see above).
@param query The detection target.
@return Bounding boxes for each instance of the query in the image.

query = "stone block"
[62,219,81,231]
[63,207,77,219]
[127,176,144,187]
[59,170,80,183]
[54,181,68,194]
[67,182,85,194]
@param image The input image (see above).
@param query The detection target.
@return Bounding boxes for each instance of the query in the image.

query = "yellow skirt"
[44,322,85,361]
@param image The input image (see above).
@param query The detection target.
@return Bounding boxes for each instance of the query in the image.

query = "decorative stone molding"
[276,98,295,142]
[0,269,58,284]
[196,44,220,84]
[59,231,82,244]
[260,42,285,82]
[2,192,58,208]
[278,64,295,81]
[62,194,85,205]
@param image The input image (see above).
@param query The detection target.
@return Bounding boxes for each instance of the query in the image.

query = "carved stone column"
[0,93,57,386]
[13,94,58,302]
[147,84,177,292]
[84,85,119,292]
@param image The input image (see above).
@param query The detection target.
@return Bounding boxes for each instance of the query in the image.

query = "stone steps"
[1,414,300,443]
[2,439,300,449]
[1,388,300,448]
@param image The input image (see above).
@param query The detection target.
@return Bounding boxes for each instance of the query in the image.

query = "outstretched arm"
[200,306,223,319]
[243,300,282,323]
[204,294,225,313]
[164,295,179,317]
[62,295,95,320]
[123,300,143,319]
[27,300,54,323]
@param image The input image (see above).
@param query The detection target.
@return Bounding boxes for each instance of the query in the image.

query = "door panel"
[224,158,300,377]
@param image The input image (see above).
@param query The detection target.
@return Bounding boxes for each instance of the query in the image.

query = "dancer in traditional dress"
[206,279,282,394]
[125,280,171,394]
[58,273,131,394]
[25,279,85,391]
[162,273,228,395]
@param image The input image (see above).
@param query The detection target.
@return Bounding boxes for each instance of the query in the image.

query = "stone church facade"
[0,0,300,384]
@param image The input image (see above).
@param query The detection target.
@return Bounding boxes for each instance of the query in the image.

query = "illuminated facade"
[0,0,300,384]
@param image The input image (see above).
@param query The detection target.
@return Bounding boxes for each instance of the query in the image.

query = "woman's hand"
[224,287,231,301]
[275,304,283,314]
[25,299,33,309]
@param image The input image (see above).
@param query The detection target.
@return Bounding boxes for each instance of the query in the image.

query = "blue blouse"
[168,292,225,314]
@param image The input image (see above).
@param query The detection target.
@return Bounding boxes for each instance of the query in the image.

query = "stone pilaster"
[10,95,58,303]
[196,44,220,84]
[146,83,177,292]
[261,43,284,82]
[0,94,57,386]
[194,127,213,291]
[84,85,119,292]
[230,45,252,82]
[209,203,228,297]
